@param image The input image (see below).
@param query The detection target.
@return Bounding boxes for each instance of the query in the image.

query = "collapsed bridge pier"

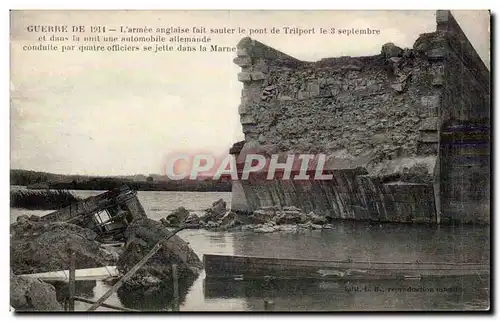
[229,10,490,225]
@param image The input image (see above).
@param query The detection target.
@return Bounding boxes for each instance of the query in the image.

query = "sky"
[10,10,490,176]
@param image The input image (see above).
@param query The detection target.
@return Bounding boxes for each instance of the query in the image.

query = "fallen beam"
[68,252,76,311]
[19,266,120,282]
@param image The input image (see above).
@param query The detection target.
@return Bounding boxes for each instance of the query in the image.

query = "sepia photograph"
[9,9,491,312]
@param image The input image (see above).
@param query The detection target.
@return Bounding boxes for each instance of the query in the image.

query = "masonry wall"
[434,11,490,224]
[232,37,441,222]
[236,38,440,164]
[436,11,490,128]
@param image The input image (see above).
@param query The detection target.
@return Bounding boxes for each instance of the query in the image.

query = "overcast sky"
[10,10,490,176]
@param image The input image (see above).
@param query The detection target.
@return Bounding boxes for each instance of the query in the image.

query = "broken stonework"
[202,199,228,222]
[161,207,190,227]
[381,42,403,58]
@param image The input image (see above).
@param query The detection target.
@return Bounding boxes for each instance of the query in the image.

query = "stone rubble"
[117,217,203,291]
[159,200,335,234]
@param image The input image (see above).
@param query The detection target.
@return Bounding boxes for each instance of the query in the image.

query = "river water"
[10,189,490,311]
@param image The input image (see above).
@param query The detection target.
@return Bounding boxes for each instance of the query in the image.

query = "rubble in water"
[160,199,335,233]
[238,206,334,233]
[202,198,228,222]
[160,199,243,231]
[161,207,189,227]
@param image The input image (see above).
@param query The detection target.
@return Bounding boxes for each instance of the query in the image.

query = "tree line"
[10,169,232,192]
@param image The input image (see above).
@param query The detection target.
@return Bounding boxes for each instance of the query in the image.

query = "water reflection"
[203,277,489,311]
[116,274,197,311]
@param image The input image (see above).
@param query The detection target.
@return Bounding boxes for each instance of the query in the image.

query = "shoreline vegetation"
[10,169,232,192]
[10,190,82,210]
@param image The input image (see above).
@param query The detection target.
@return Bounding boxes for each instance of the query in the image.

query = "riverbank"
[10,189,81,210]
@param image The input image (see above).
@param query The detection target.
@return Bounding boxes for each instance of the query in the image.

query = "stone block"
[326,87,338,97]
[417,142,438,155]
[425,48,446,60]
[278,95,294,101]
[419,117,438,131]
[431,64,445,86]
[253,60,269,73]
[432,74,444,86]
[233,56,252,67]
[297,90,309,100]
[237,72,252,83]
[238,103,249,115]
[240,114,256,125]
[389,57,402,64]
[391,83,404,92]
[341,65,362,71]
[421,95,440,116]
[242,124,259,134]
[381,42,403,58]
[236,48,248,57]
[419,131,439,143]
[371,134,390,144]
[251,72,266,81]
[307,82,320,97]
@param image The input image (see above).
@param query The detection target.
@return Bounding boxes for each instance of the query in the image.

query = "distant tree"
[147,176,154,182]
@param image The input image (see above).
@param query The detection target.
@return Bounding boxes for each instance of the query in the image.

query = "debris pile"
[117,218,203,291]
[10,186,204,311]
[160,199,244,231]
[243,206,333,233]
[11,216,116,275]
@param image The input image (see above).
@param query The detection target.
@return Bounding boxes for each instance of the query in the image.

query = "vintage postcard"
[9,9,490,312]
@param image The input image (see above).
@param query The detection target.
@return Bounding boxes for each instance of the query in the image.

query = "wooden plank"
[19,266,120,282]
[203,254,489,281]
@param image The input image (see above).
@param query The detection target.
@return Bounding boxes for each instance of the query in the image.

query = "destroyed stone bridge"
[229,10,490,225]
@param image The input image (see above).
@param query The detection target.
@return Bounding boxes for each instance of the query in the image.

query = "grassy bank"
[11,169,232,192]
[10,190,82,210]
